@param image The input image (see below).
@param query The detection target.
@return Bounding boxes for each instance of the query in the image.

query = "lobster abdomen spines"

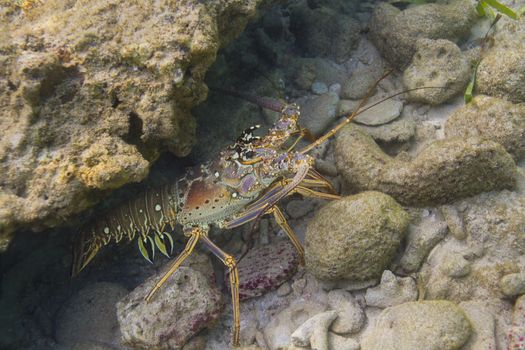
[72,183,178,276]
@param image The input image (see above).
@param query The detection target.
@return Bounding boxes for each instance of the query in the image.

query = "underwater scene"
[1,0,525,349]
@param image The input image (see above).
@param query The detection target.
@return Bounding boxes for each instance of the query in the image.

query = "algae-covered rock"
[335,124,517,206]
[445,95,525,160]
[361,301,472,350]
[305,191,410,281]
[477,19,525,103]
[369,0,477,69]
[0,0,264,244]
[403,39,470,105]
[117,252,224,350]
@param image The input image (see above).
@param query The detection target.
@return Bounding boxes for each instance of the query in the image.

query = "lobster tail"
[71,183,178,276]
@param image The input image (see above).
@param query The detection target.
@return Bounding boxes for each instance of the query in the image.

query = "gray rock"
[335,124,518,206]
[286,199,316,219]
[477,20,525,103]
[400,210,449,273]
[297,92,339,135]
[55,282,128,348]
[459,301,497,350]
[361,301,472,350]
[369,0,477,69]
[305,192,409,281]
[500,272,525,297]
[312,81,329,95]
[403,39,470,105]
[327,289,366,334]
[445,95,525,161]
[329,83,342,96]
[291,311,338,350]
[117,253,224,350]
[365,270,418,308]
[290,5,360,62]
[353,98,404,126]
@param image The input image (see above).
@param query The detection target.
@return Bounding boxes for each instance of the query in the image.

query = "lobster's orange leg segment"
[200,235,241,347]
[269,206,305,265]
[145,227,202,302]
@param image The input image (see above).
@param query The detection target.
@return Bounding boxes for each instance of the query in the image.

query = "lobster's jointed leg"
[269,206,305,265]
[292,186,342,201]
[200,235,241,347]
[145,227,203,302]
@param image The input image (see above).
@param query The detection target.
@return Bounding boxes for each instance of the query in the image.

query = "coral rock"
[365,270,418,308]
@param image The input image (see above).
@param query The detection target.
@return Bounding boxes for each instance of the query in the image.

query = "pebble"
[277,282,292,297]
[329,334,360,350]
[440,253,471,278]
[291,311,338,349]
[329,83,342,95]
[500,272,525,297]
[286,199,316,219]
[365,270,418,308]
[440,205,466,240]
[399,210,449,273]
[312,81,329,94]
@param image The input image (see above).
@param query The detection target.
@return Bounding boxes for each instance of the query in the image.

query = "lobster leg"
[292,185,342,200]
[200,234,241,347]
[145,226,203,302]
[269,206,305,265]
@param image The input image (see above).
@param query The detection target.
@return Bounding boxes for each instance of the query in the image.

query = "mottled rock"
[236,240,299,300]
[297,92,339,135]
[500,272,525,297]
[400,210,449,273]
[477,19,525,103]
[55,282,128,348]
[459,301,497,350]
[286,199,316,219]
[305,192,409,281]
[290,5,360,62]
[327,290,366,334]
[291,311,337,350]
[361,301,472,350]
[117,253,224,350]
[422,191,525,302]
[365,270,418,308]
[369,0,477,69]
[263,299,327,349]
[403,39,470,105]
[0,0,264,242]
[445,95,525,160]
[335,124,517,206]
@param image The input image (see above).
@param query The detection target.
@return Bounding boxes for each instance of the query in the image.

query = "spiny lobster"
[72,71,427,347]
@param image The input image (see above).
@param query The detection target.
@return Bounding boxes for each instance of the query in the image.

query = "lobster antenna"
[299,81,452,154]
